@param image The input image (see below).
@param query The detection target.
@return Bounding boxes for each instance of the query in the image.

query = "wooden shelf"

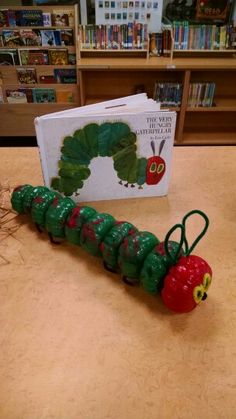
[182,131,236,145]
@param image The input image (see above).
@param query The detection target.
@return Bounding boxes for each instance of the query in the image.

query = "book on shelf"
[0,49,19,65]
[56,90,74,103]
[39,74,56,83]
[196,0,230,21]
[43,12,52,27]
[15,9,44,27]
[51,12,69,27]
[188,82,216,107]
[48,48,68,65]
[60,29,74,46]
[18,48,49,65]
[40,29,61,46]
[17,67,37,84]
[53,68,77,83]
[6,88,28,103]
[153,82,183,107]
[0,86,3,103]
[78,23,148,50]
[19,29,42,47]
[34,93,177,202]
[1,30,23,47]
[32,87,56,103]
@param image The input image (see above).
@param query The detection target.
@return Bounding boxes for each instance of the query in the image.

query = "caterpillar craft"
[11,185,213,313]
[50,122,166,197]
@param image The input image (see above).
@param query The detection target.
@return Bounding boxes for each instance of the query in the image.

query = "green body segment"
[101,221,137,271]
[80,213,115,256]
[65,205,97,245]
[31,189,59,229]
[118,231,160,281]
[11,185,33,214]
[140,241,183,294]
[22,186,48,214]
[45,196,76,238]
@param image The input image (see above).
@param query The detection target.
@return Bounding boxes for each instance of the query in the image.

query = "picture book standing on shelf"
[35,94,177,202]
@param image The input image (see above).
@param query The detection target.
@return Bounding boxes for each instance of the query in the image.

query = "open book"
[35,94,177,202]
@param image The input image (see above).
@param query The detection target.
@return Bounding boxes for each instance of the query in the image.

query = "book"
[56,90,74,103]
[32,88,56,103]
[60,29,74,46]
[34,94,177,202]
[6,88,28,104]
[2,30,23,47]
[18,49,48,65]
[40,29,61,46]
[196,0,230,21]
[0,86,3,103]
[17,67,37,84]
[19,29,42,47]
[16,9,44,26]
[0,49,19,65]
[53,68,77,83]
[48,48,68,65]
[51,12,69,27]
[39,75,56,84]
[0,10,8,27]
[43,12,52,27]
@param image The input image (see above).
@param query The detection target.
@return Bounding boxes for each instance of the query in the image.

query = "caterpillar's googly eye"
[193,285,204,304]
[202,273,212,291]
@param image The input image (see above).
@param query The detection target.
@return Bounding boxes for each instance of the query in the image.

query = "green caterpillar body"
[11,184,180,295]
[11,185,213,313]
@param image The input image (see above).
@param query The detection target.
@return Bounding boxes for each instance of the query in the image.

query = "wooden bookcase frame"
[0,4,79,137]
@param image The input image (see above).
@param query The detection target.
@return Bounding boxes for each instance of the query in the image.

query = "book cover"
[0,86,3,103]
[43,12,52,27]
[48,49,68,65]
[39,75,56,84]
[0,49,18,65]
[34,94,177,202]
[54,68,77,83]
[7,10,16,27]
[51,12,69,27]
[19,49,48,65]
[60,29,74,46]
[32,88,56,103]
[196,0,230,21]
[18,9,44,26]
[19,29,42,47]
[40,29,61,46]
[17,67,37,84]
[2,30,23,47]
[56,90,74,103]
[0,10,8,27]
[6,88,28,103]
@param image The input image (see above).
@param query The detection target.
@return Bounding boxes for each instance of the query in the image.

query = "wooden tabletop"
[0,146,236,419]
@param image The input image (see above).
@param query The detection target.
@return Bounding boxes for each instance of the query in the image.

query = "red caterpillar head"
[146,140,166,185]
[160,210,212,313]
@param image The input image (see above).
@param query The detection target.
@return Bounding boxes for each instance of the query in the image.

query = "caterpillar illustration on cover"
[11,185,213,314]
[50,122,166,197]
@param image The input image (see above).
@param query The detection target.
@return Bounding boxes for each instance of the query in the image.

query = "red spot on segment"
[128,229,136,236]
[92,218,104,225]
[82,223,97,242]
[115,221,124,225]
[52,197,59,207]
[67,206,82,229]
[123,237,129,249]
[14,185,23,192]
[133,235,140,252]
[33,196,44,204]
[99,242,105,252]
[155,241,173,255]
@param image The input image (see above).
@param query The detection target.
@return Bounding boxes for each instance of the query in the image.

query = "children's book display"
[34,94,176,202]
[11,185,212,314]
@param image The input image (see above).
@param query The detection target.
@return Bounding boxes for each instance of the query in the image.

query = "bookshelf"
[77,56,236,145]
[0,4,79,137]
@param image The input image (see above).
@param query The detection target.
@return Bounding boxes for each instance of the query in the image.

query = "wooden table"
[0,146,235,419]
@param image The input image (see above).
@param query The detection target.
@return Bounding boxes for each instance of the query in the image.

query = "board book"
[35,94,177,202]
